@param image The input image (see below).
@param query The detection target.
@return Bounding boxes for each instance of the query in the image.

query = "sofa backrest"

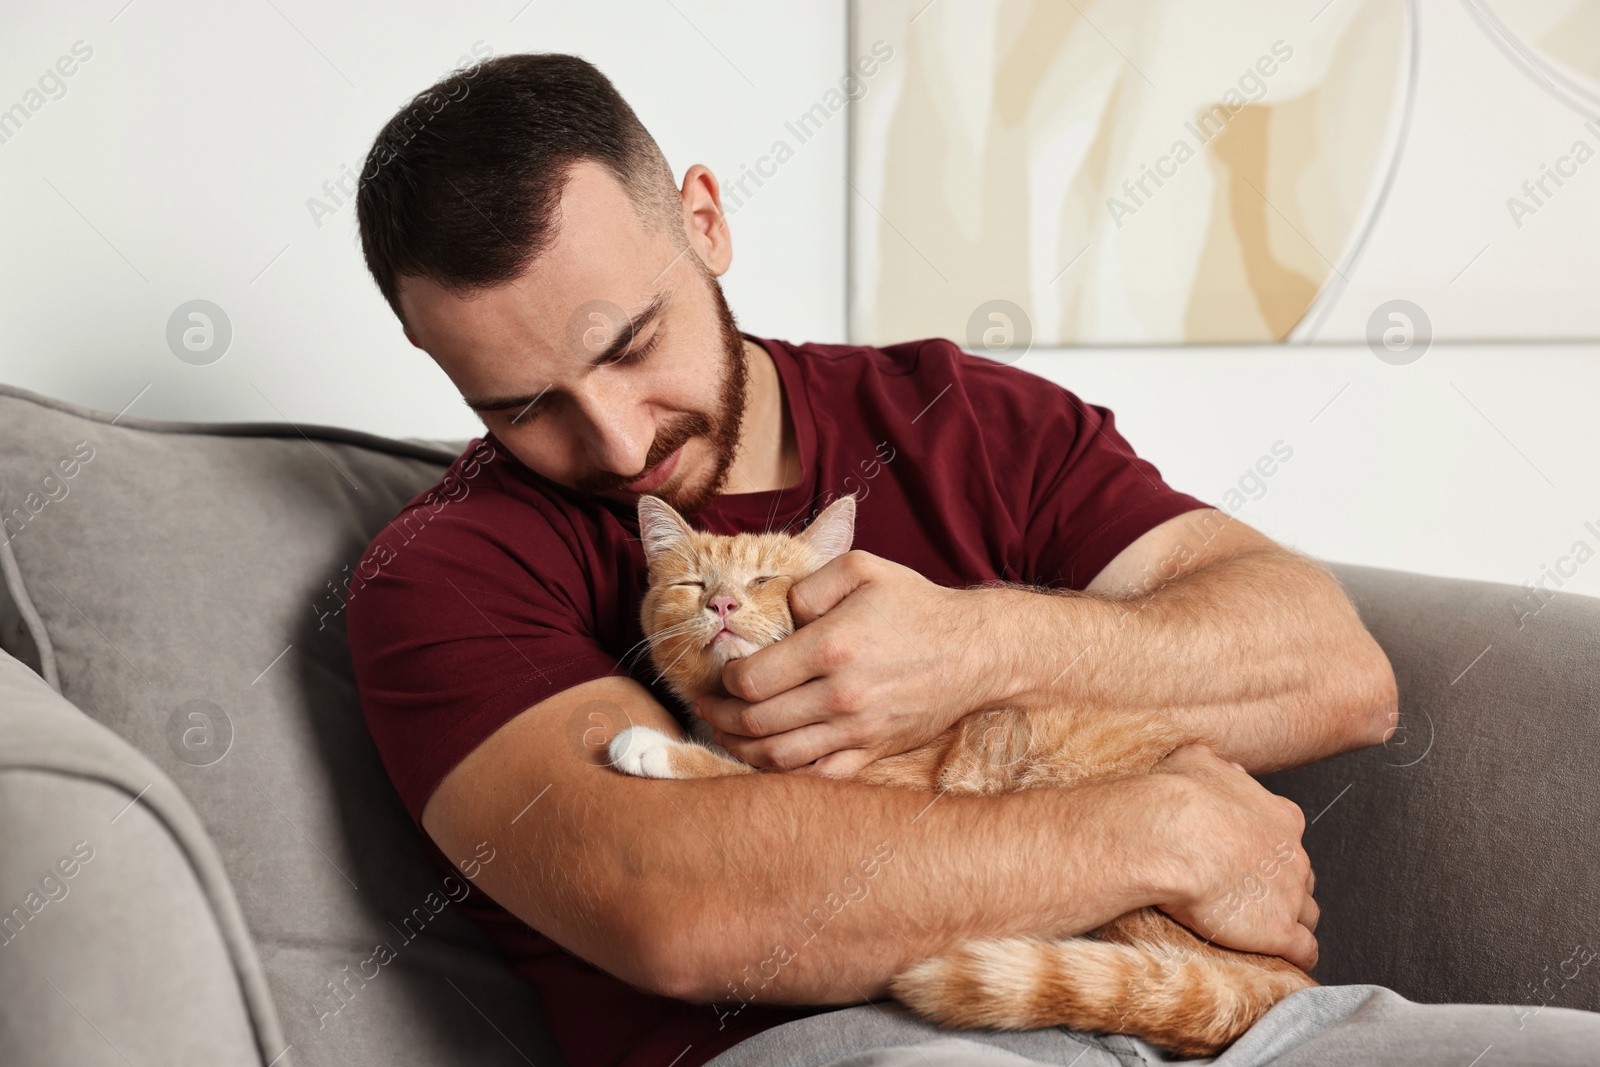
[0,383,565,1067]
[1264,559,1600,1012]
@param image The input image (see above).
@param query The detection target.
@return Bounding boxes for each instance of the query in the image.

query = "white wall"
[1304,0,1600,342]
[1019,342,1600,603]
[2,0,1596,601]
[0,0,847,439]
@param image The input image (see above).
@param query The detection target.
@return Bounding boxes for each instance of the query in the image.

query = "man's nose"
[590,428,651,479]
[574,390,653,476]
[707,596,739,618]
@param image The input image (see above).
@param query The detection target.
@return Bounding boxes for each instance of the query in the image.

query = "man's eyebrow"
[464,383,549,416]
[461,293,668,414]
[587,291,668,368]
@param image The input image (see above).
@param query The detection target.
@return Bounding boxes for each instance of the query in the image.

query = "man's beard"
[578,269,749,519]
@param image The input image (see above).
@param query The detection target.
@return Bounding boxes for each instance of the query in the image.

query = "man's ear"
[679,164,732,277]
[403,326,422,350]
[637,495,696,569]
[798,494,856,566]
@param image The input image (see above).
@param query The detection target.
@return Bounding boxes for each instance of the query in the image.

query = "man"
[347,53,1600,1067]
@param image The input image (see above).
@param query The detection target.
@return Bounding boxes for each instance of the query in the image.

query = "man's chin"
[654,463,726,518]
[595,445,723,514]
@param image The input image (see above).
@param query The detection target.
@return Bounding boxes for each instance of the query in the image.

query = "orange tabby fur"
[608,493,1316,1057]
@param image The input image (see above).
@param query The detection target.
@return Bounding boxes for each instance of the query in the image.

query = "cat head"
[635,493,856,704]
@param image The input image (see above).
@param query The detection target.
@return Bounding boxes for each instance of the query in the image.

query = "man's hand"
[1146,744,1320,971]
[695,549,1002,777]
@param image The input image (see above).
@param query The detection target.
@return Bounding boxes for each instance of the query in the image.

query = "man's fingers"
[1298,893,1320,934]
[788,551,870,627]
[1285,925,1319,973]
[719,625,843,707]
[696,679,829,738]
[716,720,849,771]
[796,747,877,779]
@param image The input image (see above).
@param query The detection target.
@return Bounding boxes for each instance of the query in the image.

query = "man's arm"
[422,673,1318,1006]
[1002,507,1400,772]
[699,509,1397,777]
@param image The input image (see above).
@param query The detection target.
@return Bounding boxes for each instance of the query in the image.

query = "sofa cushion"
[0,646,275,1066]
[1264,562,1600,1012]
[0,383,565,1067]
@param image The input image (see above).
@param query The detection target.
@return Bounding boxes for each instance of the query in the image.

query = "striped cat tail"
[889,930,1315,1057]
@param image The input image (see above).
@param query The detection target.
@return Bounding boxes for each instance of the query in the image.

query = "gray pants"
[704,986,1600,1066]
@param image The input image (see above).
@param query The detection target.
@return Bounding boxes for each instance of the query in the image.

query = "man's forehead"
[401,162,680,372]
[534,159,673,282]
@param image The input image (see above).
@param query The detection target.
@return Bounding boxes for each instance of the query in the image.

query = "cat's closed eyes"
[609,493,1315,1056]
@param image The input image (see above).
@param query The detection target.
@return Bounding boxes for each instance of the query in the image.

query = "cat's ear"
[798,494,856,565]
[636,495,695,569]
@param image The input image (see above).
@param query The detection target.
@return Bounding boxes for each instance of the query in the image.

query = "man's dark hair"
[355,53,683,326]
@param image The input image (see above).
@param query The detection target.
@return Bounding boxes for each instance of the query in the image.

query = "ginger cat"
[609,493,1316,1056]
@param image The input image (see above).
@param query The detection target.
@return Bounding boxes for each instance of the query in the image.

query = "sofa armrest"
[1262,563,1600,1010]
[0,649,290,1066]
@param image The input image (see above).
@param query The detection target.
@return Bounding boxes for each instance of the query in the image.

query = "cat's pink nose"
[707,595,739,618]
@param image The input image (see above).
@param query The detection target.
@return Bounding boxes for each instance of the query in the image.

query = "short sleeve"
[346,497,623,826]
[1017,383,1212,590]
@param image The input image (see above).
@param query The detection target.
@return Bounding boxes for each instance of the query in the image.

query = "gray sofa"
[1,381,1596,1065]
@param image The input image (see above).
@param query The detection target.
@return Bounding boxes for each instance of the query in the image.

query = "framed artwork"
[848,0,1600,346]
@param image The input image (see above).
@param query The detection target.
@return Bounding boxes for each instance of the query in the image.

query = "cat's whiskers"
[652,635,711,688]
[619,618,703,670]
[647,606,795,682]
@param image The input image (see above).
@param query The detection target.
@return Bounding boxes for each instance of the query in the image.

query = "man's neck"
[726,338,801,495]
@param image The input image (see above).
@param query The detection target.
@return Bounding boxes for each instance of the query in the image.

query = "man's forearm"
[971,545,1397,772]
[637,769,1171,1008]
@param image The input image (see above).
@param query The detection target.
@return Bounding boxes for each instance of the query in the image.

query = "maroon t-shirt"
[347,334,1211,1067]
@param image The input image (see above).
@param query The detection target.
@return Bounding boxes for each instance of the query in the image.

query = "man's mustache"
[578,412,713,493]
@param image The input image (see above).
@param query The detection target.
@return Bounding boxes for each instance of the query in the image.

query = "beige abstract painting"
[849,0,1600,346]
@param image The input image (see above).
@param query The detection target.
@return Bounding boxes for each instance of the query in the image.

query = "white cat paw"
[609,726,682,779]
